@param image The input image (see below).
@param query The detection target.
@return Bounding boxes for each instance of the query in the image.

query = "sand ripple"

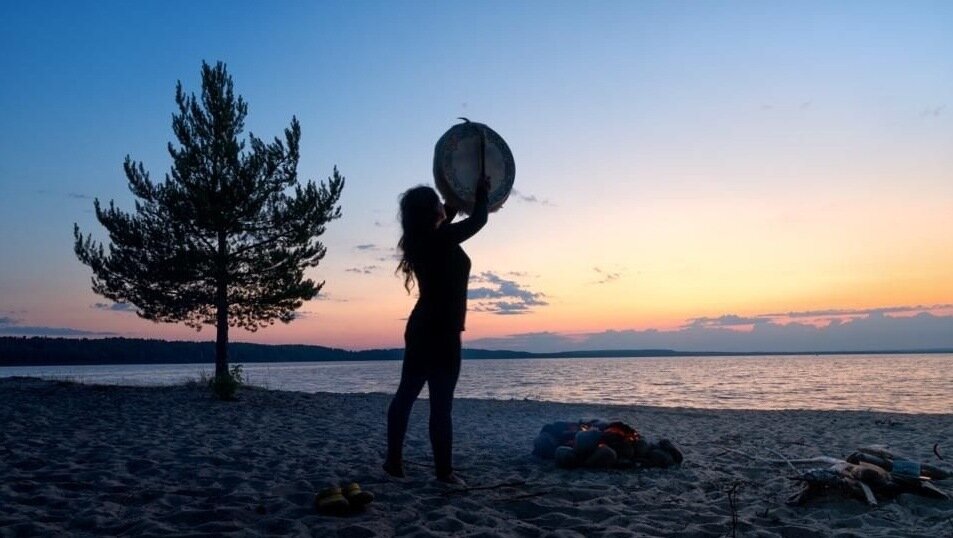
[1,377,951,536]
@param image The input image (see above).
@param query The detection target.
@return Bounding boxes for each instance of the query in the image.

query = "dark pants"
[386,328,462,477]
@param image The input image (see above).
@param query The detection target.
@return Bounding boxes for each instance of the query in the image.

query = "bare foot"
[436,472,467,487]
[382,460,405,478]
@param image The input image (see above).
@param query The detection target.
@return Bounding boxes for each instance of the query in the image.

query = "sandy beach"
[1,377,951,537]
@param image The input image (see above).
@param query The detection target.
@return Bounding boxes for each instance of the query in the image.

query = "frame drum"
[433,118,515,214]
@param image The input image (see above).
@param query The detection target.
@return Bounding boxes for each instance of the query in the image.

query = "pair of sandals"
[315,482,374,515]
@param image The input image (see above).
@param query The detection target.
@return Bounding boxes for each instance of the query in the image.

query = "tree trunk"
[215,230,228,380]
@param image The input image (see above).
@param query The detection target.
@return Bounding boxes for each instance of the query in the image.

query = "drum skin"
[433,118,515,214]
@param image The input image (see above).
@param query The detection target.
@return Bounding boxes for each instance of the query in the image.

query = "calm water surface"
[2,354,951,414]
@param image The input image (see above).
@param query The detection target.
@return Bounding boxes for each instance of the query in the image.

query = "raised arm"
[443,202,459,223]
[439,178,489,244]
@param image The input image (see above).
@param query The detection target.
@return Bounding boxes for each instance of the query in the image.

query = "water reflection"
[2,354,951,414]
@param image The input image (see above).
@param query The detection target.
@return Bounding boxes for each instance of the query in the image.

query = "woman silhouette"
[384,175,490,484]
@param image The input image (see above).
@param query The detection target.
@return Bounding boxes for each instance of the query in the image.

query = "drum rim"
[433,120,515,214]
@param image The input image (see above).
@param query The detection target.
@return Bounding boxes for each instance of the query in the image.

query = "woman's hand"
[443,201,458,221]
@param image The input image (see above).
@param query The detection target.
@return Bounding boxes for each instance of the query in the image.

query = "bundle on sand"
[532,419,683,470]
[784,445,952,506]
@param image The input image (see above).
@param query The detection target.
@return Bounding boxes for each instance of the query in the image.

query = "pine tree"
[74,61,344,390]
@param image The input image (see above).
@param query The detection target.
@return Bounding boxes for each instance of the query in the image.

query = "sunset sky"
[1,1,951,352]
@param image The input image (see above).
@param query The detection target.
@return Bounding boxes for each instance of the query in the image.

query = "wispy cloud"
[758,304,953,320]
[35,189,94,200]
[313,292,348,302]
[689,304,953,329]
[0,317,116,337]
[593,266,622,284]
[468,271,547,315]
[92,302,135,312]
[0,326,116,336]
[509,189,554,206]
[353,242,399,262]
[472,301,538,315]
[685,314,771,328]
[345,265,380,275]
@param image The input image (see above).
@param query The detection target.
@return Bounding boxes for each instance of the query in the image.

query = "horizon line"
[0,335,950,359]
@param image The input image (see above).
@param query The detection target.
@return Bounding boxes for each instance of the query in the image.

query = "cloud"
[0,312,116,336]
[467,331,577,351]
[468,271,547,315]
[920,105,944,118]
[593,266,622,284]
[473,301,536,316]
[685,314,771,328]
[92,302,135,312]
[345,265,380,275]
[312,292,347,302]
[467,311,953,353]
[509,189,554,206]
[0,326,117,336]
[353,242,399,262]
[758,304,953,320]
[35,189,93,200]
[0,317,116,337]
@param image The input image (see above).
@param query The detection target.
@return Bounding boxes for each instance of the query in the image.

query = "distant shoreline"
[0,336,950,367]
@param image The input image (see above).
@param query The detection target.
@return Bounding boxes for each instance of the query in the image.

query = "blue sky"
[1,1,951,351]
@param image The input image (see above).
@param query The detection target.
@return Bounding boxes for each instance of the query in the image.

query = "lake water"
[2,354,951,414]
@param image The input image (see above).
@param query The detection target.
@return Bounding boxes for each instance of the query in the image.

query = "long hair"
[397,186,440,293]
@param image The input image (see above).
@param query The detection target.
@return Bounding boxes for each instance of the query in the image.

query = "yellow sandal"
[315,486,349,515]
[341,482,374,507]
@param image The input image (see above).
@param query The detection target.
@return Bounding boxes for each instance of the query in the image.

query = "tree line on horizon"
[0,337,541,367]
[5,336,937,369]
[0,337,393,366]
